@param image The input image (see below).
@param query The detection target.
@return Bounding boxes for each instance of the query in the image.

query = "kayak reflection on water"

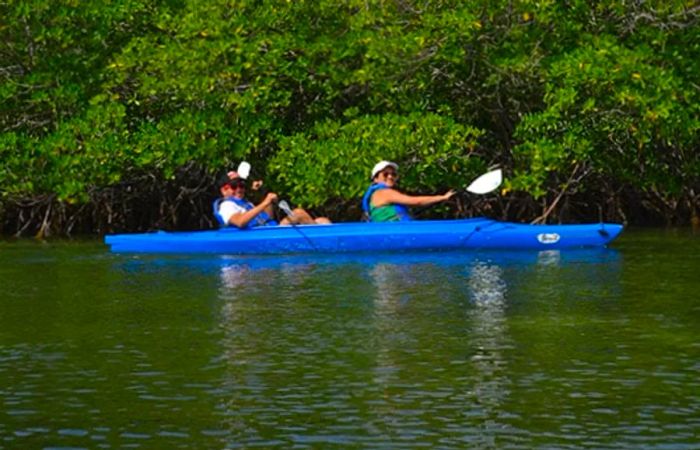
[191,248,622,444]
[365,257,511,440]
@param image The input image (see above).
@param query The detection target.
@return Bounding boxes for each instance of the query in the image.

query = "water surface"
[1,229,699,448]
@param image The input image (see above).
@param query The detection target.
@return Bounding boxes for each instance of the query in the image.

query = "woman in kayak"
[362,161,456,222]
[215,172,330,229]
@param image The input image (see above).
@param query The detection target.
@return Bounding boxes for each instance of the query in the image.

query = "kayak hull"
[104,218,623,254]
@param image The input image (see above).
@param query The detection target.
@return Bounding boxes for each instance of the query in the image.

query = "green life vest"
[369,204,404,222]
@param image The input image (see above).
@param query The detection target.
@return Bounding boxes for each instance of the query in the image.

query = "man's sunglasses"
[381,171,398,177]
[224,181,246,189]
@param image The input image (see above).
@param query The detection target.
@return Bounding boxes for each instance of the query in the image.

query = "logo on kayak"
[537,233,561,244]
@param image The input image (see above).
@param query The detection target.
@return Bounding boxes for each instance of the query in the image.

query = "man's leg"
[279,208,331,225]
[280,208,314,225]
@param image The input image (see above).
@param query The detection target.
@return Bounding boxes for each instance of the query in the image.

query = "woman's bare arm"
[372,189,455,208]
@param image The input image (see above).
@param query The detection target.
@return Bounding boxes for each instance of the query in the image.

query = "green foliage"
[269,112,483,207]
[1,0,698,228]
[512,31,699,198]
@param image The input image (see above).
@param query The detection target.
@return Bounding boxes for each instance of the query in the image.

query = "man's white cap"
[371,160,399,179]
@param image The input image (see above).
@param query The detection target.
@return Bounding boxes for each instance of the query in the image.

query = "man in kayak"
[362,161,456,222]
[215,173,330,229]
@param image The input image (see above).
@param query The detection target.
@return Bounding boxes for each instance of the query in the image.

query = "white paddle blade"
[237,161,251,179]
[466,169,502,194]
[278,200,295,217]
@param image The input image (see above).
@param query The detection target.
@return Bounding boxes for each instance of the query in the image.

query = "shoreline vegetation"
[1,1,698,237]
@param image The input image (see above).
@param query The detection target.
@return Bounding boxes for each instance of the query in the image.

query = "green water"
[1,229,699,449]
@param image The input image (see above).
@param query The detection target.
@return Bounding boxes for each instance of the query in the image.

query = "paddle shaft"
[237,161,318,250]
[392,169,502,218]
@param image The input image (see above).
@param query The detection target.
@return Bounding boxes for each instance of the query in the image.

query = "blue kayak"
[104,218,623,254]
